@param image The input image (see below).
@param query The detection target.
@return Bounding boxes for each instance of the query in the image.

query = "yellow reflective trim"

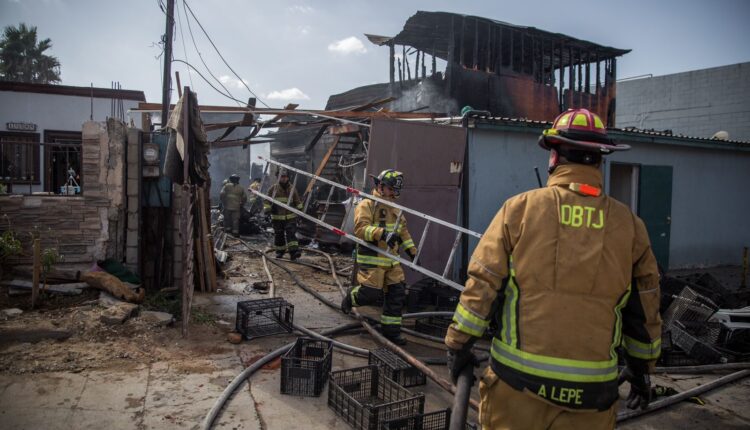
[452,303,489,338]
[350,286,361,306]
[401,239,415,250]
[611,284,631,359]
[594,115,605,129]
[492,339,619,383]
[356,254,397,267]
[381,315,402,325]
[623,335,662,360]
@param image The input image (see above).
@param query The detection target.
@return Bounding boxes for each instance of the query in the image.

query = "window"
[0,131,40,185]
[44,130,82,193]
[608,162,639,212]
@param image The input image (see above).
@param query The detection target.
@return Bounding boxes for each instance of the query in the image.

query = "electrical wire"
[182,0,270,107]
[171,59,247,105]
[174,1,194,87]
[181,0,240,105]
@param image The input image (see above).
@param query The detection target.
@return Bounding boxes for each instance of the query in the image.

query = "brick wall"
[0,119,128,265]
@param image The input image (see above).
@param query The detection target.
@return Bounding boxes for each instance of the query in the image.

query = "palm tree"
[0,23,61,84]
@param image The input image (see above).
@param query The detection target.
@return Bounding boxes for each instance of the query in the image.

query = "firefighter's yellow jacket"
[353,189,418,287]
[445,163,661,411]
[264,183,302,220]
[220,182,246,211]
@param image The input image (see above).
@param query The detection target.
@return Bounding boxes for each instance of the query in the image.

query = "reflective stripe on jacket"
[445,164,662,411]
[353,189,417,268]
[264,183,302,220]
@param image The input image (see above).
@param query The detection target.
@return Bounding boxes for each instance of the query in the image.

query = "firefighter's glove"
[447,345,478,385]
[618,365,652,410]
[384,231,399,248]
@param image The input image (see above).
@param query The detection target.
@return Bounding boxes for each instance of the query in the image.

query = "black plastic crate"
[381,409,449,430]
[381,410,477,430]
[670,322,727,364]
[369,348,426,387]
[328,366,425,430]
[281,337,333,397]
[236,298,294,340]
[414,317,452,339]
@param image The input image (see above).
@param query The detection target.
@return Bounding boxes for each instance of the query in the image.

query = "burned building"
[328,11,629,125]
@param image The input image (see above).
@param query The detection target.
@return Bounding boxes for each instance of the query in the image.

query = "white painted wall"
[0,90,142,193]
[616,62,750,141]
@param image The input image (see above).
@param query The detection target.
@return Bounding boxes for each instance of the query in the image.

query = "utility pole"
[161,0,175,126]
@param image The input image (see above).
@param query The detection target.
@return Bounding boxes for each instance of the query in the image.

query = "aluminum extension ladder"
[251,156,483,291]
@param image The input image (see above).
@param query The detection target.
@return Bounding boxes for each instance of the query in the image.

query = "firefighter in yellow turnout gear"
[264,169,302,259]
[220,174,247,236]
[445,109,662,430]
[341,169,417,345]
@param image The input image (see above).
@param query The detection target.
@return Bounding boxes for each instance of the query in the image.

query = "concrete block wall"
[0,120,129,264]
[616,62,750,141]
[124,129,141,272]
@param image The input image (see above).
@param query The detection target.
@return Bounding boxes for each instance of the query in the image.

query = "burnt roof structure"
[329,11,630,125]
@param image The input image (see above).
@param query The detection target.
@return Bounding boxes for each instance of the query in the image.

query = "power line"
[180,0,240,105]
[172,59,248,105]
[182,0,270,108]
[174,1,194,87]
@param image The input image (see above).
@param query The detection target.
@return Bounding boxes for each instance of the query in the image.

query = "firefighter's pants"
[350,281,406,339]
[478,367,616,430]
[223,209,240,235]
[272,219,298,255]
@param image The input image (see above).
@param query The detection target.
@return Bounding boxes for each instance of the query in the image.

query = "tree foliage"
[0,23,61,84]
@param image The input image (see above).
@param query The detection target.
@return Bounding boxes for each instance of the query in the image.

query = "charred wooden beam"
[389,42,395,85]
[415,49,420,80]
[473,18,479,69]
[421,51,426,78]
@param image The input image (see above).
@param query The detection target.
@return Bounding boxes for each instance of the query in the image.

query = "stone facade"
[0,119,129,265]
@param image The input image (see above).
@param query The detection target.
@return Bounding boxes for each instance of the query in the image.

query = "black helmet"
[229,174,240,183]
[370,169,404,196]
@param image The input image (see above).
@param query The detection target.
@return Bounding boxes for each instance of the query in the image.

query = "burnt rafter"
[365,11,629,71]
[361,11,630,124]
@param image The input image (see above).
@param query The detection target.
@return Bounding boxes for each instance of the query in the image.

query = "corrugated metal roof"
[463,113,750,147]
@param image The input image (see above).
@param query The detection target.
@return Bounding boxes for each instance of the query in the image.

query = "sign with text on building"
[6,122,37,132]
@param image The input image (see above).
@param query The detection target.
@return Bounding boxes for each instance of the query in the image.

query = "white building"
[0,81,146,194]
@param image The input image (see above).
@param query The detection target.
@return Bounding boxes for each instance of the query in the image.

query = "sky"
[1,0,749,110]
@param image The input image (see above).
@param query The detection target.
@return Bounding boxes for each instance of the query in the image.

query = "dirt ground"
[1,233,749,429]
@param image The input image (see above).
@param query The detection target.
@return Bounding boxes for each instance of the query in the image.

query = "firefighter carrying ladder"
[251,156,482,291]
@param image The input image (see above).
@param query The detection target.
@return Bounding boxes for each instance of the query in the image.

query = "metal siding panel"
[367,119,467,283]
[465,128,549,258]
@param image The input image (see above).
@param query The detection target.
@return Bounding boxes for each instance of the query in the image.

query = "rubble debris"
[100,302,139,325]
[0,327,73,344]
[80,271,145,304]
[139,310,175,326]
[1,279,87,296]
[1,308,23,319]
[226,332,242,344]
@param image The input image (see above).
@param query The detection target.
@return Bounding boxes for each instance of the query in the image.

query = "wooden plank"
[205,233,217,292]
[194,188,207,293]
[31,239,40,309]
[2,279,86,295]
[304,135,341,196]
[197,187,215,292]
[194,239,206,293]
